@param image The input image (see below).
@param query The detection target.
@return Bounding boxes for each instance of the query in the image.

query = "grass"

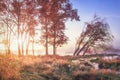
[0,54,120,80]
[0,54,20,80]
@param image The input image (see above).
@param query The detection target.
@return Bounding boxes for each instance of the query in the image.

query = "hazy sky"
[56,0,120,55]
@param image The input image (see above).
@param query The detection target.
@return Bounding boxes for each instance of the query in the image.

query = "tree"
[36,0,50,55]
[49,22,68,55]
[37,0,80,55]
[26,17,37,56]
[23,0,37,56]
[0,0,16,54]
[37,0,56,55]
[0,0,37,56]
[0,19,14,54]
[50,0,80,55]
[74,16,113,56]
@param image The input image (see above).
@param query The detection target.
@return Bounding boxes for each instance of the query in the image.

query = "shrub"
[99,60,120,70]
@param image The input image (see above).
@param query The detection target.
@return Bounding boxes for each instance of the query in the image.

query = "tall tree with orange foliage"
[37,0,80,55]
[49,0,80,55]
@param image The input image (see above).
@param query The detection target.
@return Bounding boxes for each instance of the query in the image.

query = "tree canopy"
[74,16,113,56]
[0,0,80,56]
[38,0,80,55]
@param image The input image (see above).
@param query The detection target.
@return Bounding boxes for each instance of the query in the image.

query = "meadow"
[0,54,120,80]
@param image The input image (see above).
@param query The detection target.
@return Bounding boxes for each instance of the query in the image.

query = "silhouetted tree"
[24,1,37,56]
[49,22,68,55]
[36,0,52,55]
[74,16,113,56]
[0,20,14,54]
[27,17,37,56]
[0,0,16,54]
[37,0,80,55]
[0,0,37,56]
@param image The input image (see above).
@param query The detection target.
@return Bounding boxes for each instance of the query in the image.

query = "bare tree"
[74,16,113,56]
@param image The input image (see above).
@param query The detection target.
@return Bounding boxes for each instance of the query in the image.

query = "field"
[0,54,120,80]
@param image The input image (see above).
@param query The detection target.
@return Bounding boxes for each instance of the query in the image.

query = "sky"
[61,0,120,55]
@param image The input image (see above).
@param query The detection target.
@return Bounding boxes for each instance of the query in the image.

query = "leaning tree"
[74,16,113,56]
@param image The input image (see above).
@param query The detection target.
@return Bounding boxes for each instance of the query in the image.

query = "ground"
[0,54,120,80]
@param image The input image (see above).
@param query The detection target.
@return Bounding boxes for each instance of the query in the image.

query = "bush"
[90,58,100,63]
[99,60,120,70]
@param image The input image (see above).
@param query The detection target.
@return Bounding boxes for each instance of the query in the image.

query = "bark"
[75,32,96,56]
[82,34,97,56]
[74,34,86,55]
[82,44,90,56]
[6,25,11,55]
[45,21,48,55]
[17,3,21,56]
[53,25,56,55]
[76,41,89,56]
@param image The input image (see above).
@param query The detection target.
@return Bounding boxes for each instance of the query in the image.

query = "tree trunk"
[26,44,28,56]
[18,18,21,56]
[17,2,21,56]
[74,32,86,56]
[21,42,24,56]
[53,25,56,55]
[45,23,48,55]
[82,35,97,56]
[26,37,30,56]
[82,45,89,56]
[53,44,56,55]
[74,37,84,55]
[18,43,21,56]
[8,28,11,55]
[75,31,96,56]
[7,44,11,55]
[6,26,11,55]
[76,41,89,56]
[32,36,34,56]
